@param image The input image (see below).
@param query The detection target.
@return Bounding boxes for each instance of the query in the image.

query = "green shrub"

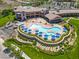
[2,9,10,16]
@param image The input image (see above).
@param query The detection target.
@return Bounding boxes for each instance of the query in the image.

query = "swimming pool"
[20,22,65,41]
[29,24,61,36]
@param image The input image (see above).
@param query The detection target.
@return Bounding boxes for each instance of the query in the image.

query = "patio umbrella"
[39,32,42,34]
[35,30,39,35]
[35,30,39,32]
[51,35,56,40]
[63,27,67,32]
[28,29,31,31]
[24,28,27,32]
[44,34,48,40]
[38,34,42,37]
[22,25,25,28]
[38,32,43,37]
[28,31,31,34]
[21,25,26,30]
[56,33,61,38]
[27,29,31,34]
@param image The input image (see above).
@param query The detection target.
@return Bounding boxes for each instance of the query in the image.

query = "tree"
[1,9,11,17]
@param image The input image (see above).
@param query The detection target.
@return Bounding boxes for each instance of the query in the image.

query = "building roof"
[45,13,61,20]
[49,9,79,15]
[14,6,47,13]
[53,0,76,2]
[58,10,79,14]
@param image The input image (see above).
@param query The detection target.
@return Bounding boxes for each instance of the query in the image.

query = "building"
[51,0,78,9]
[14,6,49,21]
[14,6,63,23]
[14,6,79,22]
[45,13,62,23]
[50,9,79,17]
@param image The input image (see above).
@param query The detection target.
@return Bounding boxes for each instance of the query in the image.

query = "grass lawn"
[0,15,15,27]
[62,17,69,21]
[68,19,79,59]
[3,17,79,59]
[3,39,68,59]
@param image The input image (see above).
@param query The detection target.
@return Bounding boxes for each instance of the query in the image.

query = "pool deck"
[20,18,66,42]
[17,17,70,44]
[24,18,63,34]
[17,25,71,45]
[25,18,50,28]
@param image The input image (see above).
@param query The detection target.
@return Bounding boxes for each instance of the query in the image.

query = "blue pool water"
[29,24,61,36]
[21,23,67,40]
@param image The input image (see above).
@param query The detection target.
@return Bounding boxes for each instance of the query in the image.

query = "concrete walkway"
[15,29,32,44]
[62,27,72,41]
[66,18,72,23]
[16,35,32,44]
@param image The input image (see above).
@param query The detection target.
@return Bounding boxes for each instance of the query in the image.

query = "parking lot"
[0,37,15,59]
[0,21,18,59]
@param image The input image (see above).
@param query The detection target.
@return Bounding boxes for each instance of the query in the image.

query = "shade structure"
[35,32,38,35]
[35,30,39,35]
[39,32,42,34]
[38,34,42,37]
[56,33,61,38]
[51,35,56,40]
[44,34,48,40]
[38,32,43,37]
[21,25,27,30]
[28,29,31,31]
[38,32,42,35]
[63,27,67,32]
[28,31,31,34]
[21,26,24,30]
[27,29,31,34]
[35,30,39,32]
[24,28,28,32]
[39,34,42,36]
[44,35,48,38]
[22,25,26,28]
